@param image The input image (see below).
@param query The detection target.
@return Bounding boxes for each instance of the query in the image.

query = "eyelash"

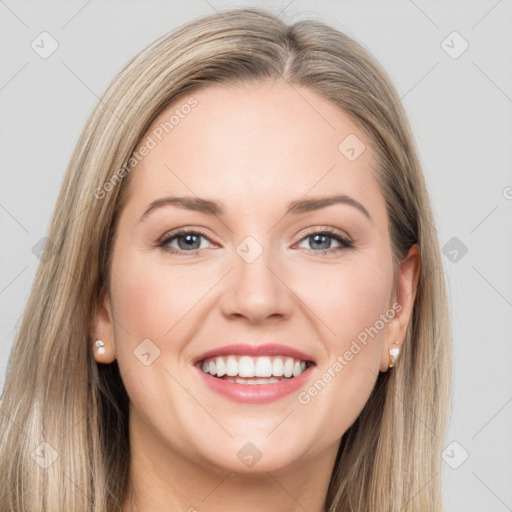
[157,227,353,256]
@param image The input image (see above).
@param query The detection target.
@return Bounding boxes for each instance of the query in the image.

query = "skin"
[92,80,420,512]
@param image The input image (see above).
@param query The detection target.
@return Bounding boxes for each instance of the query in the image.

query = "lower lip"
[195,365,314,404]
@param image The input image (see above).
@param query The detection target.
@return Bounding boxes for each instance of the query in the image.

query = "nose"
[218,237,295,324]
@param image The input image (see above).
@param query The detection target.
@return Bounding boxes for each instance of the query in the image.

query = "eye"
[157,228,214,255]
[157,227,353,256]
[295,228,353,255]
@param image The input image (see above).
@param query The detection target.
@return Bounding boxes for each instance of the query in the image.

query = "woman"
[0,7,451,511]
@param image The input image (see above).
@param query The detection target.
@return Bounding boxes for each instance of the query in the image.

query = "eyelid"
[297,226,353,244]
[157,226,211,243]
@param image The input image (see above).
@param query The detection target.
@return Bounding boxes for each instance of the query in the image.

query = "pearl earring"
[388,340,400,368]
[94,340,105,356]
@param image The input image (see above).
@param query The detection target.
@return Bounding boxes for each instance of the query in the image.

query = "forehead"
[124,81,385,224]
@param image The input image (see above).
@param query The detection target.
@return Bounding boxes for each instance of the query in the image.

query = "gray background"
[1,1,511,510]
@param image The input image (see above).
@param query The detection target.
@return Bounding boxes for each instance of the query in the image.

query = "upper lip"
[192,343,316,365]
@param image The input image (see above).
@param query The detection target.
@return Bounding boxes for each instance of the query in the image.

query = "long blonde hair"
[0,7,451,511]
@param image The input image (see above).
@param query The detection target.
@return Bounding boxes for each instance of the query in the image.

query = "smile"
[199,355,309,384]
[193,343,316,403]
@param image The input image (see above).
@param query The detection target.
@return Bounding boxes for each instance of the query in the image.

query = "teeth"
[200,355,309,379]
[216,357,226,377]
[272,358,284,376]
[254,356,272,377]
[238,356,254,377]
[283,357,294,378]
[228,377,282,385]
[226,356,238,377]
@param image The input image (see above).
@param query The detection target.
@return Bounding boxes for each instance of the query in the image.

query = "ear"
[91,289,117,364]
[379,243,421,372]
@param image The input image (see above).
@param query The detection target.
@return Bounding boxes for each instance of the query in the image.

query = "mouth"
[197,355,313,385]
[192,344,316,403]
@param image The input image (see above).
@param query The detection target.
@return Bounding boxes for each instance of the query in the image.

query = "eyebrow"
[139,194,372,223]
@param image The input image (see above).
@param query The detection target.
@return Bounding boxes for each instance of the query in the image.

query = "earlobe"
[380,333,401,372]
[91,291,117,363]
[388,340,400,368]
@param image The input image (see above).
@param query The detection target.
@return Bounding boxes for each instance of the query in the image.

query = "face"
[93,81,419,475]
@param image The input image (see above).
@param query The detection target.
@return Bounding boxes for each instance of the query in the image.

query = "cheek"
[108,251,207,435]
[110,250,212,346]
[293,252,394,350]
[293,257,393,439]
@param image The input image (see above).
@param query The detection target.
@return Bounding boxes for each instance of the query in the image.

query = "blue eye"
[158,229,212,254]
[296,229,353,254]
